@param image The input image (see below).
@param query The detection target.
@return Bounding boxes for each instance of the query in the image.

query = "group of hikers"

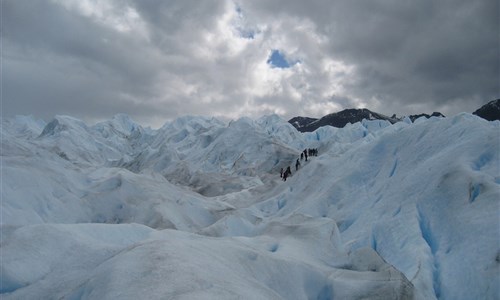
[280,148,319,181]
[300,148,318,161]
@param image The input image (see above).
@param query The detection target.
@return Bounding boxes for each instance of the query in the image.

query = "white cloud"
[52,0,149,38]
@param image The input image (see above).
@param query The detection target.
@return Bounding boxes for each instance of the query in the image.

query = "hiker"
[280,167,283,178]
[304,149,308,161]
[283,170,288,181]
[286,166,292,176]
[301,152,304,160]
[296,158,300,171]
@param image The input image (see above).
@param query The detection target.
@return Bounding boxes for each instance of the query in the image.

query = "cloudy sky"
[3,0,498,127]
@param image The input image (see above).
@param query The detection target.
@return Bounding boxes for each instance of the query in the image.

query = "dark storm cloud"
[346,0,500,115]
[2,0,168,123]
[2,0,498,126]
[245,0,499,116]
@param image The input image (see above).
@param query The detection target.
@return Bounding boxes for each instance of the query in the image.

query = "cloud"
[2,0,498,127]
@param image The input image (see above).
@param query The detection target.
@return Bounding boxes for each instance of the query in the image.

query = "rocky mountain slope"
[472,99,500,121]
[289,100,498,132]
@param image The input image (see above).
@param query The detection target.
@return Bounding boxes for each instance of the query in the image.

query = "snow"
[1,113,499,299]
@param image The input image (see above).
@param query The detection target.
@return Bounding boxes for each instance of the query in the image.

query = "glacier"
[1,112,498,299]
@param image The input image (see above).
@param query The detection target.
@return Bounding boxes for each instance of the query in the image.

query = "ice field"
[1,113,499,299]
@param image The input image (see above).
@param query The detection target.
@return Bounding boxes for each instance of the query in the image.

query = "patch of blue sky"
[267,50,299,69]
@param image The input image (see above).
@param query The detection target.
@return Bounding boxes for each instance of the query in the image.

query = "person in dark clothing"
[280,167,283,178]
[283,170,288,181]
[300,152,304,160]
[295,158,300,171]
[304,149,308,161]
[286,166,292,176]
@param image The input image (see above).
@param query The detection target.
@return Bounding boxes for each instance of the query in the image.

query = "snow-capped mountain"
[1,113,498,299]
[473,99,500,121]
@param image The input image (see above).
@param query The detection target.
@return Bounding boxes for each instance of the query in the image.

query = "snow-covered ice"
[1,113,498,299]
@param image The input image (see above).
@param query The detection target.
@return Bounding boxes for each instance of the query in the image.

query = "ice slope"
[1,221,412,299]
[118,115,302,196]
[1,147,231,230]
[234,114,499,300]
[1,113,498,299]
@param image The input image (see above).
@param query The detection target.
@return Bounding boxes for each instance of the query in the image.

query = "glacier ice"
[1,113,498,299]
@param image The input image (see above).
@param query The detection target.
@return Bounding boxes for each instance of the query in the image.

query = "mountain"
[288,116,318,131]
[472,99,500,121]
[1,113,498,299]
[408,112,446,122]
[289,108,400,132]
[290,100,499,133]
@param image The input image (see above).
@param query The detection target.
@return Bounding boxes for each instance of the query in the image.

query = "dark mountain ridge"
[408,112,446,122]
[289,100,497,132]
[288,116,319,131]
[472,99,500,121]
[300,109,399,132]
[289,108,418,132]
